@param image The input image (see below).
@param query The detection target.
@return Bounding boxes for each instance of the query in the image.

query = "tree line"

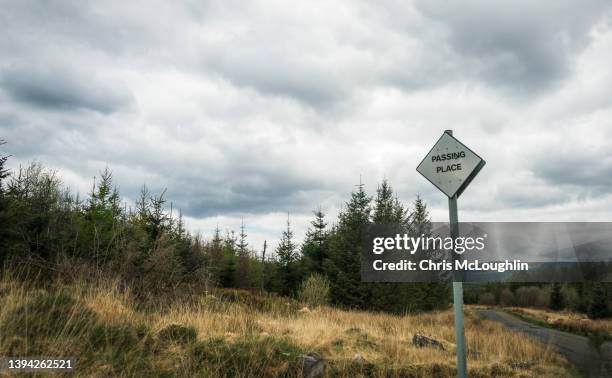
[0,142,448,313]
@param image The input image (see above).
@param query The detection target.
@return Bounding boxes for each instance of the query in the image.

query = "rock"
[412,333,445,350]
[297,352,325,378]
[352,353,367,364]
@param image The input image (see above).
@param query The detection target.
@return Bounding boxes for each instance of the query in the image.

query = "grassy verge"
[505,308,612,348]
[0,276,575,377]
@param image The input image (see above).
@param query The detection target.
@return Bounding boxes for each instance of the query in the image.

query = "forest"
[0,139,449,314]
[0,139,609,318]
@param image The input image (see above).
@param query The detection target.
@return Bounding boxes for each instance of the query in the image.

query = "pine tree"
[410,195,431,236]
[325,181,371,308]
[235,220,252,288]
[372,180,395,224]
[276,215,299,296]
[409,195,449,312]
[219,230,237,287]
[588,283,610,319]
[549,283,564,311]
[301,207,328,273]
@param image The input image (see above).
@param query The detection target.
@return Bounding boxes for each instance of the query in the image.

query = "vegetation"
[298,274,331,307]
[0,141,603,376]
[0,142,448,314]
[505,307,612,344]
[468,282,611,320]
[0,273,574,377]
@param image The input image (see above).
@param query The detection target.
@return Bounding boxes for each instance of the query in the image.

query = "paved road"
[478,310,612,377]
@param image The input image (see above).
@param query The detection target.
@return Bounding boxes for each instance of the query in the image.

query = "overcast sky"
[2,1,612,252]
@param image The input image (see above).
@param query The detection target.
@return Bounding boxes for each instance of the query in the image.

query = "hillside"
[0,273,574,377]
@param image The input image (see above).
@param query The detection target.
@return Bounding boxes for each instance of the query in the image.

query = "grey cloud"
[0,65,133,113]
[415,0,612,93]
[532,151,612,192]
[203,50,350,109]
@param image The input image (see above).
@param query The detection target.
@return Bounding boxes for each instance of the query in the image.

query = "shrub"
[499,288,515,306]
[478,292,496,306]
[515,286,549,308]
[298,274,331,307]
[561,285,579,311]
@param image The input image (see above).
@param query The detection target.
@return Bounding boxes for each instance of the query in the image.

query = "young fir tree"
[409,195,432,236]
[369,180,412,313]
[219,230,237,287]
[588,283,610,319]
[409,195,449,311]
[549,283,564,311]
[301,207,328,273]
[83,168,123,262]
[276,215,299,296]
[325,180,371,308]
[234,220,252,288]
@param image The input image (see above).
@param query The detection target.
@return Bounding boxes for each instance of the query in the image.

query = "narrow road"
[478,309,612,377]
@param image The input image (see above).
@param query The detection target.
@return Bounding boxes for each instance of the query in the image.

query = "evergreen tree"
[325,181,371,308]
[409,195,449,312]
[588,283,610,319]
[549,283,564,311]
[276,215,299,296]
[301,207,329,273]
[219,230,237,287]
[235,220,252,288]
[82,168,123,263]
[409,195,431,236]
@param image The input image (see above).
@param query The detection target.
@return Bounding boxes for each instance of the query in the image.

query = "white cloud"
[1,1,612,250]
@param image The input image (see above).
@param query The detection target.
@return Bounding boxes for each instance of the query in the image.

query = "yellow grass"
[0,276,574,377]
[507,306,612,337]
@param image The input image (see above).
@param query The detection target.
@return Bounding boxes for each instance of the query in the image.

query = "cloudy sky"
[2,0,612,251]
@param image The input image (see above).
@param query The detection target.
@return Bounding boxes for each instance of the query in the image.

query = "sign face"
[417,132,485,198]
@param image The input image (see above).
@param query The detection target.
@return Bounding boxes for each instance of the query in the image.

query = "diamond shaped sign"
[417,132,485,198]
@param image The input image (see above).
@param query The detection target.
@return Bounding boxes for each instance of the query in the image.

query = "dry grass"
[0,276,574,377]
[506,306,612,339]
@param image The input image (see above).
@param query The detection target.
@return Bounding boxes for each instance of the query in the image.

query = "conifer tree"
[301,207,328,273]
[325,181,371,308]
[219,230,237,287]
[276,215,299,296]
[549,283,564,311]
[235,220,252,288]
[589,283,610,319]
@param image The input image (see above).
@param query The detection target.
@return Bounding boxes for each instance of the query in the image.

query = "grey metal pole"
[446,130,467,378]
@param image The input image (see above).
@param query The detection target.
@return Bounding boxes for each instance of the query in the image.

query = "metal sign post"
[416,130,485,378]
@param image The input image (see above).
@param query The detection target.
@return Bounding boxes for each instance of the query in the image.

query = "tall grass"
[0,272,573,377]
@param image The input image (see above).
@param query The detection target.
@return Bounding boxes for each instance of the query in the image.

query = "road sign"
[416,132,485,198]
[416,130,485,378]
